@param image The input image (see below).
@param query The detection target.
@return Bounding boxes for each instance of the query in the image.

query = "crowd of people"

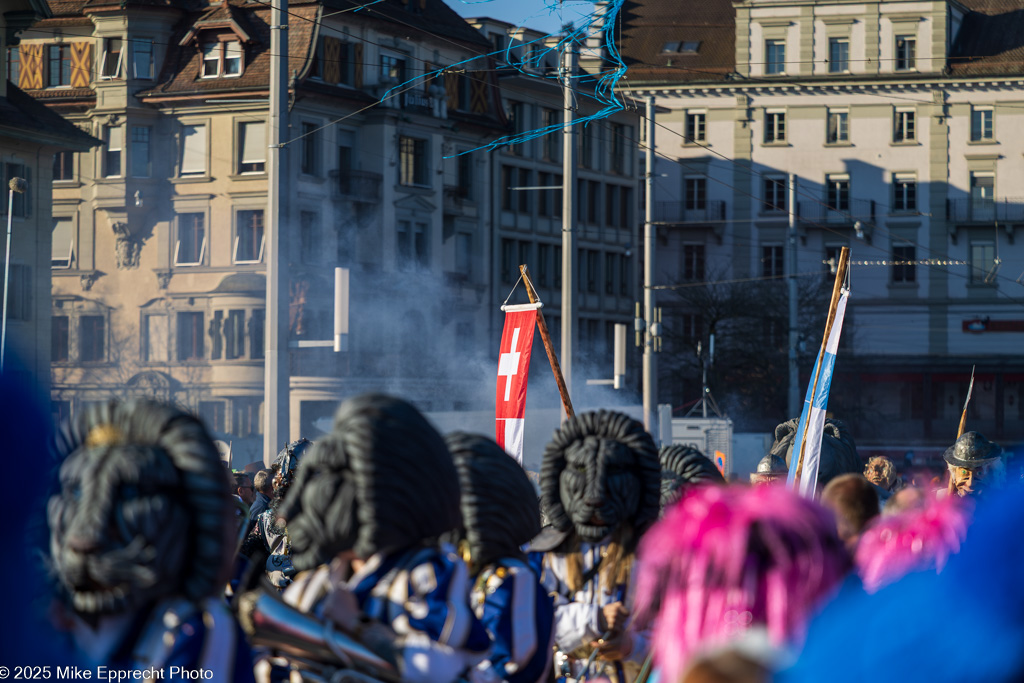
[11,382,1024,683]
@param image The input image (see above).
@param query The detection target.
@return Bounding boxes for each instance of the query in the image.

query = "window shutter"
[353,43,363,88]
[52,219,73,266]
[241,121,266,164]
[323,37,340,83]
[70,42,92,88]
[470,72,488,113]
[445,72,458,110]
[19,44,43,89]
[181,124,207,174]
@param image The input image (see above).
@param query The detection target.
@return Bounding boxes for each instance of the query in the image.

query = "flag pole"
[948,365,976,495]
[520,265,575,419]
[793,246,850,482]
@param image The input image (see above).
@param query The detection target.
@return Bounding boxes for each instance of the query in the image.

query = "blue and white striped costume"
[470,557,555,683]
[540,540,650,683]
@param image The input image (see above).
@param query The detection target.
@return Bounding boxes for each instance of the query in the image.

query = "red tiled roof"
[949,0,1024,75]
[325,0,491,51]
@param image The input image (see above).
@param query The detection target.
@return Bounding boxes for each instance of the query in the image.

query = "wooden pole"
[520,265,575,420]
[793,246,850,482]
[948,366,976,495]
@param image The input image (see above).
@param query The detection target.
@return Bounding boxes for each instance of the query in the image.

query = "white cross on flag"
[495,304,538,464]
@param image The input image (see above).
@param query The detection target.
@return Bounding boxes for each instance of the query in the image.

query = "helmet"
[943,431,1001,469]
[750,453,788,484]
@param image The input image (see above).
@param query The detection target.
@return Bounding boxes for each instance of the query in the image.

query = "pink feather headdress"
[855,493,970,594]
[634,485,848,682]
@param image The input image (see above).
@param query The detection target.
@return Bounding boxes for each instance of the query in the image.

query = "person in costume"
[262,394,490,683]
[47,399,254,680]
[943,431,1004,498]
[633,484,848,683]
[240,438,312,588]
[659,443,724,511]
[749,453,788,485]
[532,410,660,683]
[447,432,555,683]
[767,418,859,489]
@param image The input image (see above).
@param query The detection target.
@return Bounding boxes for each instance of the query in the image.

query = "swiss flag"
[495,308,537,463]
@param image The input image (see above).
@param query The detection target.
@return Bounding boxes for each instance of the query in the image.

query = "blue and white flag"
[787,289,850,497]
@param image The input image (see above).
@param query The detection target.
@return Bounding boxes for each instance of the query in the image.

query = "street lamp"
[1,176,27,373]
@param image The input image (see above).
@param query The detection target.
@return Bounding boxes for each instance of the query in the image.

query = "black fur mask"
[541,411,660,543]
[48,400,233,617]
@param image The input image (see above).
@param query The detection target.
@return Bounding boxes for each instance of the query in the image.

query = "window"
[542,108,560,161]
[232,397,262,437]
[399,136,428,186]
[765,110,786,143]
[131,126,151,178]
[380,54,406,82]
[970,173,995,215]
[180,124,207,175]
[201,41,242,78]
[686,111,706,143]
[579,123,595,169]
[395,221,429,270]
[300,211,319,264]
[519,242,532,276]
[894,109,916,142]
[895,36,916,70]
[80,315,105,363]
[826,175,850,211]
[683,244,705,281]
[518,168,532,213]
[176,311,204,360]
[605,252,617,294]
[47,44,72,86]
[3,163,29,218]
[53,151,74,181]
[301,122,318,175]
[225,310,246,359]
[605,184,618,227]
[611,123,627,173]
[586,250,599,293]
[827,109,849,143]
[132,38,153,79]
[175,213,206,266]
[892,244,916,283]
[52,218,74,269]
[762,245,784,277]
[685,177,707,210]
[251,309,265,359]
[893,174,917,211]
[142,314,168,362]
[501,238,515,283]
[52,315,69,362]
[619,253,631,296]
[507,101,527,156]
[235,209,265,263]
[971,107,994,141]
[828,38,849,72]
[538,243,551,287]
[7,46,19,84]
[501,165,514,211]
[763,176,786,212]
[765,40,785,74]
[969,241,995,284]
[100,38,123,79]
[587,180,600,224]
[104,126,122,177]
[457,152,473,200]
[238,121,266,174]
[455,233,472,277]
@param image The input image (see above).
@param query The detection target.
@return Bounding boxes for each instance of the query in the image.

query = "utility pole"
[643,97,657,433]
[787,173,799,418]
[264,0,289,462]
[560,38,577,411]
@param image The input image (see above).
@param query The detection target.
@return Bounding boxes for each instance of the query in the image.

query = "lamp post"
[1,176,27,373]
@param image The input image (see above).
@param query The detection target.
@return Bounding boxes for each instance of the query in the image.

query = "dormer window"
[662,41,700,54]
[201,40,242,78]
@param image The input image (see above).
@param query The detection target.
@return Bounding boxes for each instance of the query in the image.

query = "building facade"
[617,0,1024,451]
[1,0,96,394]
[22,0,507,464]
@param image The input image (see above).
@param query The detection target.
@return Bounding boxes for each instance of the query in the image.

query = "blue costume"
[470,558,554,683]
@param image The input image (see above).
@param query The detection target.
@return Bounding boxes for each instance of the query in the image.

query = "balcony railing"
[947,198,1024,223]
[651,200,726,224]
[329,170,383,203]
[798,198,874,224]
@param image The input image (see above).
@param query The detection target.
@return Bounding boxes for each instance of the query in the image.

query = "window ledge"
[53,180,82,188]
[890,141,920,146]
[825,142,853,147]
[228,173,268,181]
[967,139,998,146]
[888,210,920,217]
[171,175,214,184]
[396,183,434,194]
[682,141,708,147]
[95,177,126,184]
[762,142,791,147]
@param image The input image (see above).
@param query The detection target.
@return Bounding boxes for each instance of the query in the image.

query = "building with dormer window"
[615,0,1024,453]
